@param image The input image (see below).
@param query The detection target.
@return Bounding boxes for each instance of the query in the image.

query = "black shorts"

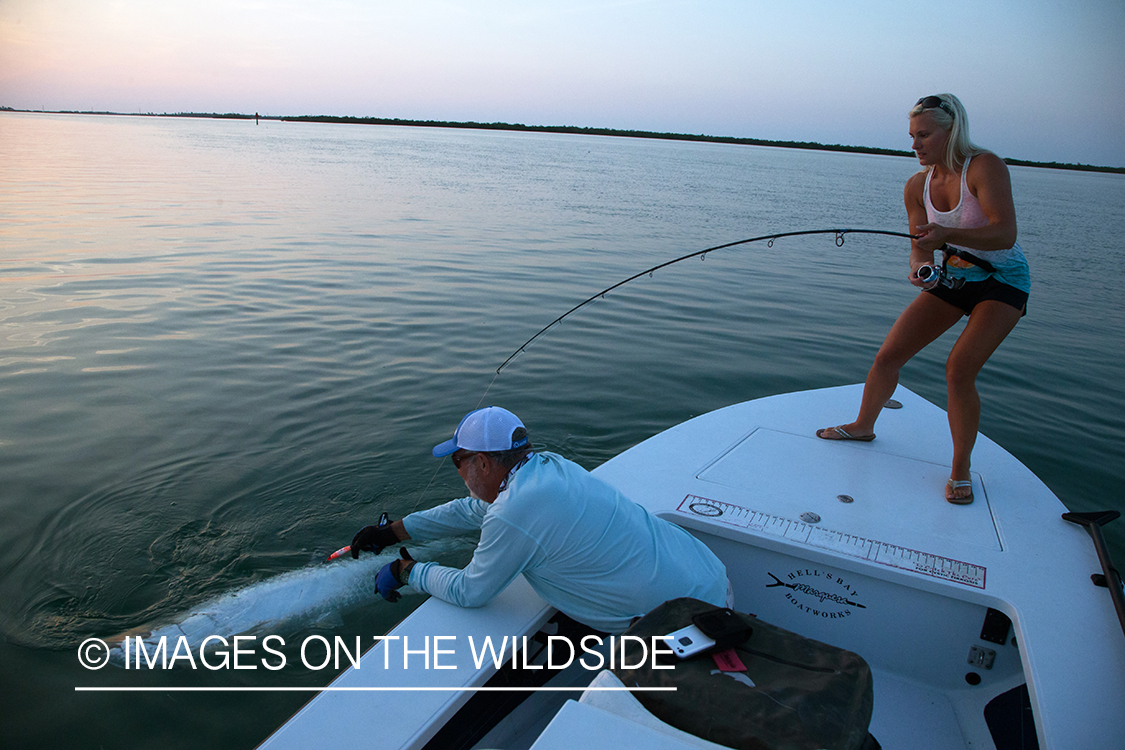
[924,275,1028,316]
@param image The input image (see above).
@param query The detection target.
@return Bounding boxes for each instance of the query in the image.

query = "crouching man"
[351,406,729,634]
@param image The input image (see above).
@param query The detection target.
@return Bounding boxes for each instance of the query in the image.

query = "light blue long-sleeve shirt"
[403,452,727,633]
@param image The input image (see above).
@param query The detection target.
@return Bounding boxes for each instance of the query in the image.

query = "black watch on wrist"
[395,560,414,586]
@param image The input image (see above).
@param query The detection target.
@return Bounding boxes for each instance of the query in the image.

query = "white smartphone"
[662,624,716,658]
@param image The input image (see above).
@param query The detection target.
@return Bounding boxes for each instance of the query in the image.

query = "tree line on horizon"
[3,107,1121,173]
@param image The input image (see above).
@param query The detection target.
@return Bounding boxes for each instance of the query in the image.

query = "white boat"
[259,384,1125,750]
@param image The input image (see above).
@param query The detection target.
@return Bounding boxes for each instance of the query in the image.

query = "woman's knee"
[872,345,911,373]
[945,353,982,391]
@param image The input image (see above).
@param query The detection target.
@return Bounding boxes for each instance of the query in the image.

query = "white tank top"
[922,155,1030,291]
[924,155,989,232]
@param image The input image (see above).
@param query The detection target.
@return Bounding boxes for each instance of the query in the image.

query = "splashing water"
[105,543,452,665]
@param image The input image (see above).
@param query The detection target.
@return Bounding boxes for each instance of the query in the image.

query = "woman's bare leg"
[823,292,964,438]
[944,300,1023,498]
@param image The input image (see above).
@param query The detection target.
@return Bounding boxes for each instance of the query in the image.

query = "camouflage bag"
[614,597,877,750]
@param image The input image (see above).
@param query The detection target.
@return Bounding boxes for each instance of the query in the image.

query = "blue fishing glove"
[350,512,395,558]
[374,548,415,603]
[375,561,403,602]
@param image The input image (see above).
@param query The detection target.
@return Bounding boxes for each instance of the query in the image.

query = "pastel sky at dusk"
[2,0,1123,167]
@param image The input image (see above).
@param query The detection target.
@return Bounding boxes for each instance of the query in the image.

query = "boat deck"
[597,384,1125,749]
[260,385,1125,750]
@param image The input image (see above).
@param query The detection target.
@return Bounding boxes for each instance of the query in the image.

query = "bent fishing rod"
[496,227,916,374]
[401,228,915,521]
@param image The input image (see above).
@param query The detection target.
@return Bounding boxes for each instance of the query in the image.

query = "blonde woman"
[817,94,1030,504]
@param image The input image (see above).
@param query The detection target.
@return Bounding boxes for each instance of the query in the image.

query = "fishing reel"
[916,264,964,290]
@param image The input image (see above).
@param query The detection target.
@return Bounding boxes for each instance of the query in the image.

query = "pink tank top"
[923,155,988,270]
[919,154,1030,292]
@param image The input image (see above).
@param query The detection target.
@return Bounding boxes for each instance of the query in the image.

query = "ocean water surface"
[1,112,1122,749]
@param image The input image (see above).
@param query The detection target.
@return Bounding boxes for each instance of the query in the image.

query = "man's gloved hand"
[375,548,416,603]
[374,561,403,602]
[350,515,397,558]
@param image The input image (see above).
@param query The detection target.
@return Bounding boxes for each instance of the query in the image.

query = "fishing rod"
[393,227,916,523]
[350,227,920,534]
[496,227,915,374]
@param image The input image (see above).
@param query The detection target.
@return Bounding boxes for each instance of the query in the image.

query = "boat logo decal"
[767,570,866,619]
[674,494,988,589]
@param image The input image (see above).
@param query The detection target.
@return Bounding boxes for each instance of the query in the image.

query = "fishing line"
[404,369,503,516]
[496,228,915,374]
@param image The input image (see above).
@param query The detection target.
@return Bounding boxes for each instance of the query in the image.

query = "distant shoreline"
[4,107,1122,174]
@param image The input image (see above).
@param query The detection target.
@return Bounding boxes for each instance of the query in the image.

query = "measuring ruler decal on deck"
[677,495,987,589]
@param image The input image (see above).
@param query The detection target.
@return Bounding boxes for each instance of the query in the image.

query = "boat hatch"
[694,428,1002,553]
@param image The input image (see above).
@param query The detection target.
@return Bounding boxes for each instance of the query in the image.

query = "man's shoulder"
[525,451,601,488]
[532,450,580,468]
[498,452,594,508]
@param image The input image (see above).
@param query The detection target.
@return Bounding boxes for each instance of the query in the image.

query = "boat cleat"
[968,645,996,670]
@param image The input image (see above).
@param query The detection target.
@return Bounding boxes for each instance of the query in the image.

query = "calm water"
[1,112,1122,749]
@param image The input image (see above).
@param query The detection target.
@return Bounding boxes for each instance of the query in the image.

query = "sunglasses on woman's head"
[916,96,954,118]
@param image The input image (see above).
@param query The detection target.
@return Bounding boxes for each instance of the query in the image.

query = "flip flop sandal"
[816,426,876,442]
[946,479,974,504]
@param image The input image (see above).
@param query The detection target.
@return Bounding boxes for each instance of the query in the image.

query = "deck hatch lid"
[694,428,1002,552]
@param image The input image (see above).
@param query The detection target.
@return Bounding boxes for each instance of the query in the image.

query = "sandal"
[946,479,974,505]
[816,425,875,442]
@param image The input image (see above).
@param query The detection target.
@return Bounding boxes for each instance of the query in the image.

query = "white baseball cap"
[432,406,529,457]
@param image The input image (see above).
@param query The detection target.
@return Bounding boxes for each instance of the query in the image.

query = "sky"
[1,0,1123,167]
